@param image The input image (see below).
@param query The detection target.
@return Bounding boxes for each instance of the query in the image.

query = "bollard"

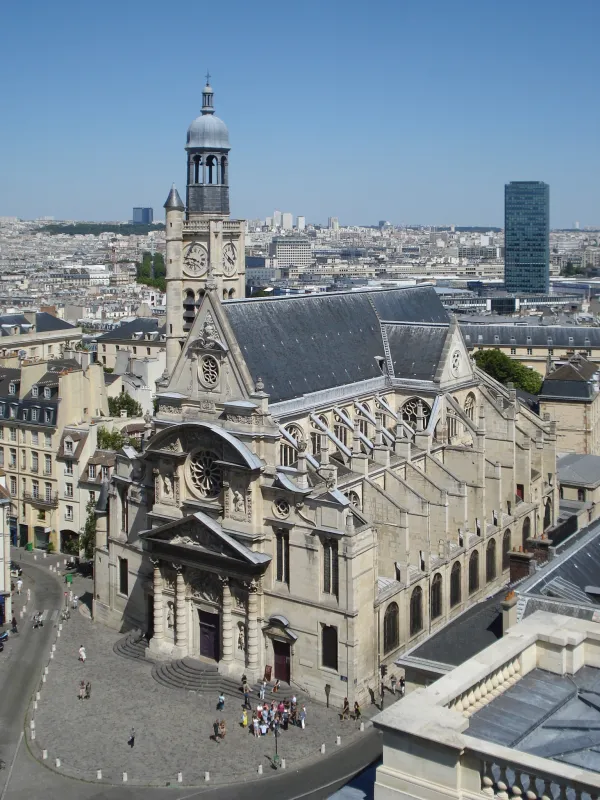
[36,691,40,701]
[123,772,128,783]
[257,764,263,775]
[44,666,48,675]
[204,771,210,782]
[42,749,48,760]
[64,559,67,567]
[281,758,286,769]
[30,720,35,731]
[320,743,326,755]
[34,555,37,561]
[31,730,35,741]
[97,769,102,780]
[57,630,60,638]
[34,700,38,711]
[52,644,56,652]
[42,675,46,683]
[55,757,61,768]
[43,552,47,559]
[360,721,364,732]
[177,772,183,783]
[50,652,54,659]
[58,623,62,631]
[336,735,341,746]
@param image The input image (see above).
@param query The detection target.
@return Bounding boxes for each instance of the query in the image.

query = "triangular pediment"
[435,321,474,388]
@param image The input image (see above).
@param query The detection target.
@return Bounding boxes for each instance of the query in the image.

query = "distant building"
[133,207,153,225]
[269,236,312,269]
[504,181,549,294]
[273,210,282,227]
[281,212,293,230]
[297,215,306,231]
[328,217,339,231]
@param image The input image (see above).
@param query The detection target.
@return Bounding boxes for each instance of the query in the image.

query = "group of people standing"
[246,697,306,737]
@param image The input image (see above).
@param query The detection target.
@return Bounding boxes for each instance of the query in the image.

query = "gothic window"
[464,393,476,421]
[200,355,219,388]
[280,424,303,467]
[430,573,442,620]
[323,539,339,597]
[502,530,511,571]
[447,412,459,441]
[522,516,531,549]
[469,550,480,594]
[345,491,361,510]
[486,539,497,583]
[333,414,348,448]
[450,561,461,607]
[358,403,370,438]
[409,586,423,636]
[275,530,289,585]
[383,602,399,654]
[189,450,222,498]
[401,398,431,430]
[322,625,338,671]
[310,415,328,457]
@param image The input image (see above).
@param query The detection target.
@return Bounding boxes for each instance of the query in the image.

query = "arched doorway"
[383,602,399,654]
[486,539,497,583]
[522,517,531,550]
[450,562,461,607]
[502,530,511,571]
[430,573,442,620]
[410,586,423,636]
[544,501,552,531]
[469,551,479,594]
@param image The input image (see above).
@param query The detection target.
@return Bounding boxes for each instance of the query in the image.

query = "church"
[93,80,558,705]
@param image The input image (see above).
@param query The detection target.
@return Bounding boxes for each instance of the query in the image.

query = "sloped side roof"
[0,312,75,335]
[539,379,594,400]
[96,318,165,342]
[223,287,448,403]
[385,323,448,381]
[558,453,600,487]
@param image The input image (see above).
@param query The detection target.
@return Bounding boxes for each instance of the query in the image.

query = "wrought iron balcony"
[23,491,59,509]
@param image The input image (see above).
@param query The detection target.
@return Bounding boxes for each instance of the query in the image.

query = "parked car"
[10,562,22,578]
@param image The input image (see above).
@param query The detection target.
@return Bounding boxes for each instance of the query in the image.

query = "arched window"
[464,393,476,421]
[409,586,423,636]
[502,530,511,571]
[206,154,218,185]
[221,155,228,184]
[228,288,235,299]
[279,424,303,467]
[345,491,361,510]
[522,516,531,550]
[430,573,442,620]
[469,550,480,594]
[333,413,348,448]
[222,289,228,300]
[486,539,497,583]
[383,602,399,653]
[322,625,338,671]
[401,398,431,430]
[358,403,370,438]
[450,562,461,607]
[447,412,459,441]
[544,501,551,530]
[310,415,328,457]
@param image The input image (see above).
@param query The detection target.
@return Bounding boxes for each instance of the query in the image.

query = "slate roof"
[540,356,599,401]
[223,287,449,403]
[96,318,165,342]
[558,453,600,487]
[461,324,600,348]
[0,312,76,335]
[385,323,448,381]
[56,430,88,461]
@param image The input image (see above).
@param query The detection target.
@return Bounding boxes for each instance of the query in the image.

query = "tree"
[108,391,143,418]
[473,350,543,395]
[80,498,97,561]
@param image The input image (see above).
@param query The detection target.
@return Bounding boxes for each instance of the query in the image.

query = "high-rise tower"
[504,181,549,294]
[163,79,246,376]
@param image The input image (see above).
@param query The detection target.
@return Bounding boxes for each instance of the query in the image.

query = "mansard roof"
[384,323,448,381]
[222,287,449,403]
[461,323,600,348]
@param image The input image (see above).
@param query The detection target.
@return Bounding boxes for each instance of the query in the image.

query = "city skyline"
[1,0,599,226]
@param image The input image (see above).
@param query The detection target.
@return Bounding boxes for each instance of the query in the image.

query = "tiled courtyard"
[32,571,375,787]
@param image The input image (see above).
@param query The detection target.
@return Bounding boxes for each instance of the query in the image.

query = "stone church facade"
[93,83,558,706]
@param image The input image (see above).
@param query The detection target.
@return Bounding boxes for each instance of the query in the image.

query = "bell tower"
[163,78,246,378]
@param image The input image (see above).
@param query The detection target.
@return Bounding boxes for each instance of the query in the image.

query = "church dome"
[186,114,230,150]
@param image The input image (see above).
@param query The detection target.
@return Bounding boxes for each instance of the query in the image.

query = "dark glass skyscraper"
[504,181,549,294]
[132,207,153,224]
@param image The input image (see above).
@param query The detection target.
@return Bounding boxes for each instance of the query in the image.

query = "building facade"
[269,236,312,269]
[133,207,153,225]
[504,181,550,294]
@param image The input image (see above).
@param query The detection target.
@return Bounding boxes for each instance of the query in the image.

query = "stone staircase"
[113,631,151,662]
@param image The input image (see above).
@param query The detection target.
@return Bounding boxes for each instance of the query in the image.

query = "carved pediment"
[189,313,228,354]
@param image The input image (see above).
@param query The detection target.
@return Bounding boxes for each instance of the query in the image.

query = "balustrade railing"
[477,753,600,800]
[447,656,522,717]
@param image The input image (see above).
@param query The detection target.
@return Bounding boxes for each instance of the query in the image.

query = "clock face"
[222,242,237,277]
[183,242,208,277]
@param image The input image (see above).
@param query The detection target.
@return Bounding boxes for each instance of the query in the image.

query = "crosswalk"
[28,610,59,623]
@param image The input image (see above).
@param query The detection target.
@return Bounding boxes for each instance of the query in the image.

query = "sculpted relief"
[187,568,221,604]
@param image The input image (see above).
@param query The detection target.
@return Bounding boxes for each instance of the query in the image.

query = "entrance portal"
[273,640,291,683]
[199,610,220,661]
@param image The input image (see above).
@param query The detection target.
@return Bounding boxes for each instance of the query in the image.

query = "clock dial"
[183,242,208,276]
[222,242,237,277]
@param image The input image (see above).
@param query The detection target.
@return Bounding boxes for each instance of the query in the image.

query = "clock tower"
[164,78,246,376]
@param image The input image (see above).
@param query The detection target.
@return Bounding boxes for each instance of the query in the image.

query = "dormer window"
[8,383,16,395]
[494,335,499,343]
[89,464,96,479]
[65,439,73,454]
[44,409,52,423]
[569,337,574,345]
[547,338,552,345]
[21,410,27,421]
[31,408,38,421]
[32,385,39,398]
[9,406,16,419]
[44,387,51,399]
[526,336,532,344]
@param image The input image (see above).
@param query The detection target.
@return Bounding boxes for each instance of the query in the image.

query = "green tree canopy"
[108,391,143,418]
[80,498,97,561]
[473,349,543,395]
[97,426,137,451]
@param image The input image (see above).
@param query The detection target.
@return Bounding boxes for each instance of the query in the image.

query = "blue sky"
[1,0,599,227]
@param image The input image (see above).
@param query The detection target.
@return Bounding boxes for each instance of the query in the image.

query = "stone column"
[174,565,188,656]
[221,578,234,673]
[152,560,165,642]
[246,579,259,681]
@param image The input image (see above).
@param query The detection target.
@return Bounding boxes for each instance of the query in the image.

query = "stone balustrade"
[447,656,522,717]
[477,753,600,800]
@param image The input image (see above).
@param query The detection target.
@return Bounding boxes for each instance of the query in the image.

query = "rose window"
[273,498,291,518]
[190,450,222,498]
[200,355,219,388]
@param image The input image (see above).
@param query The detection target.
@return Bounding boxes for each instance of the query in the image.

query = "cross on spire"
[205,70,211,85]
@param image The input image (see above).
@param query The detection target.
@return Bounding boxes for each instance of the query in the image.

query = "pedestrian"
[273,678,280,693]
[128,728,135,748]
[399,676,405,696]
[259,680,266,700]
[78,645,86,663]
[11,616,17,633]
[241,708,248,728]
[260,720,268,736]
[213,719,220,743]
[341,696,350,721]
[390,674,397,695]
[354,701,361,720]
[78,681,85,700]
[72,595,78,610]
[16,578,22,595]
[243,681,250,708]
[85,681,92,700]
[219,719,227,741]
[253,715,259,737]
[217,691,225,711]
[299,705,307,729]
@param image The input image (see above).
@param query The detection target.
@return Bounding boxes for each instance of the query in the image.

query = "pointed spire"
[163,183,184,210]
[202,74,215,116]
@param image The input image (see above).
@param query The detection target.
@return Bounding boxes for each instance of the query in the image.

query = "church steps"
[113,632,151,662]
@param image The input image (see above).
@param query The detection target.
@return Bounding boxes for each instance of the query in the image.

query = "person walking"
[299,705,307,729]
[16,578,22,595]
[128,728,135,748]
[399,676,405,696]
[213,719,220,743]
[390,675,397,695]
[273,678,280,693]
[11,617,17,633]
[243,681,250,708]
[72,595,78,610]
[341,696,350,721]
[85,681,92,700]
[241,708,248,728]
[253,714,259,738]
[259,680,266,701]
[219,720,227,741]
[78,645,86,663]
[78,681,85,700]
[217,691,225,711]
[354,701,361,721]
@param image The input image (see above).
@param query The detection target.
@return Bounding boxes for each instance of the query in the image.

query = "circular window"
[190,450,222,498]
[200,355,219,388]
[273,498,291,518]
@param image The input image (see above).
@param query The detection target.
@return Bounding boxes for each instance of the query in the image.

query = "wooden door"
[273,639,290,683]
[199,611,220,661]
